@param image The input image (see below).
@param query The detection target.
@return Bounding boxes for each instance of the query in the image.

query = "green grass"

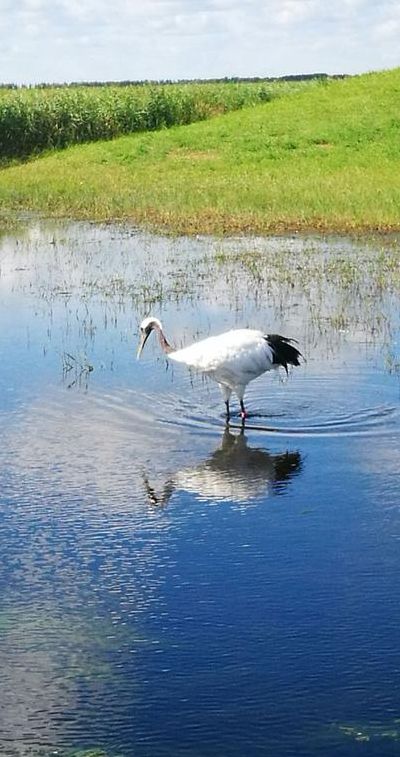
[1,69,400,234]
[0,80,305,159]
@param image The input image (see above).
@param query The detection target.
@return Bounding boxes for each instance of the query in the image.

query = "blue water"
[0,221,399,756]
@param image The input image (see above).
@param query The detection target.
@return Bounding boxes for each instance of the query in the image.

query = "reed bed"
[0,80,307,159]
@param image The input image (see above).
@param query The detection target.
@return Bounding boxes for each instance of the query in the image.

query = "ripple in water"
[1,222,400,757]
[163,388,399,439]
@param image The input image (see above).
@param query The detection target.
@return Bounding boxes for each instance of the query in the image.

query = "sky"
[1,0,399,85]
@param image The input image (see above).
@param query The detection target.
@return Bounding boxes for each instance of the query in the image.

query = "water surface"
[0,220,399,756]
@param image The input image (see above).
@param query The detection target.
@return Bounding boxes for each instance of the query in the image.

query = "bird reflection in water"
[143,427,302,507]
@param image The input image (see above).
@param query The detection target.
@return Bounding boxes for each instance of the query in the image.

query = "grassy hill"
[1,68,400,234]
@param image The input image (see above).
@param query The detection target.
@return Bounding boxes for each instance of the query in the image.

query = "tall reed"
[0,81,305,160]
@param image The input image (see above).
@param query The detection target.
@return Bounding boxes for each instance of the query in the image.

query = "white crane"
[137,316,302,421]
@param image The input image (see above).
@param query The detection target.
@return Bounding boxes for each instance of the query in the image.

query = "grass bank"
[0,79,308,159]
[0,69,399,235]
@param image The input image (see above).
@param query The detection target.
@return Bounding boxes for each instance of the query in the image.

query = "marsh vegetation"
[0,79,310,160]
[1,69,400,233]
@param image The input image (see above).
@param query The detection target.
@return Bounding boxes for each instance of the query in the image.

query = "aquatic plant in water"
[334,720,400,743]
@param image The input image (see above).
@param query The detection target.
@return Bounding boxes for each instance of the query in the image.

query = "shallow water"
[0,219,399,757]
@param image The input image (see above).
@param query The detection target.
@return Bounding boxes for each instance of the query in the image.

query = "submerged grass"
[1,68,400,234]
[333,720,400,743]
[0,210,24,237]
[10,219,400,346]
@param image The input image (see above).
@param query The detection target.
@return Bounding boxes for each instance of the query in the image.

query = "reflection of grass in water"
[333,720,400,743]
[61,351,94,390]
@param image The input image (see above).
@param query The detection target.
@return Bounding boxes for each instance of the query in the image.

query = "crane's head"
[137,316,163,358]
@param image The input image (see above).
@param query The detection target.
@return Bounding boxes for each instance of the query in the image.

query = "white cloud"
[0,0,399,83]
[274,0,319,26]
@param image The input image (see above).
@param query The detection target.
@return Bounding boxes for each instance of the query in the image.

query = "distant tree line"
[0,73,347,90]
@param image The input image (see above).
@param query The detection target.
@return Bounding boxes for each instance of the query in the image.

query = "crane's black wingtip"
[265,333,303,373]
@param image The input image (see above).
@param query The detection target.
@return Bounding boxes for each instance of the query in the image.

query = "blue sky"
[1,0,399,84]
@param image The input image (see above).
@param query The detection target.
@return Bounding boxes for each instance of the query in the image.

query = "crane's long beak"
[136,330,149,359]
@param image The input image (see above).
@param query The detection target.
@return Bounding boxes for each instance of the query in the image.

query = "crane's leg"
[219,384,232,423]
[240,399,248,421]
